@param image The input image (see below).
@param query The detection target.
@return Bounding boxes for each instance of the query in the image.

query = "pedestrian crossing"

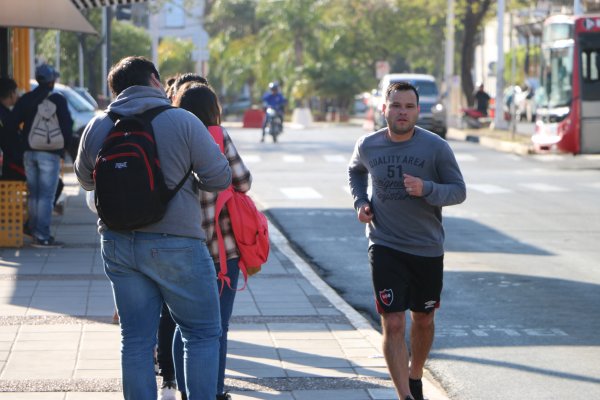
[239,151,599,200]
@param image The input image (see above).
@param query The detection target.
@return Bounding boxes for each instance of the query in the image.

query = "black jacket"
[10,84,73,157]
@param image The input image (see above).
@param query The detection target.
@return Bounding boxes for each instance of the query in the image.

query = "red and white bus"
[532,14,600,154]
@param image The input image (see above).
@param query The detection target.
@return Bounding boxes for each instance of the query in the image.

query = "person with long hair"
[172,81,252,400]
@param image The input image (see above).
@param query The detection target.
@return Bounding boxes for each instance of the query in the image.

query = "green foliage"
[34,12,151,98]
[158,37,196,81]
[504,45,541,86]
[111,21,152,63]
[206,0,448,113]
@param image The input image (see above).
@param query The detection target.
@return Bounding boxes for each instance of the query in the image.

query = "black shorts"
[368,244,444,314]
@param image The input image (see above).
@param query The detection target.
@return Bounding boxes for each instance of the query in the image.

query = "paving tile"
[292,389,371,400]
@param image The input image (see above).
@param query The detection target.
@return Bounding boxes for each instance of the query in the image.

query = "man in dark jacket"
[10,64,73,248]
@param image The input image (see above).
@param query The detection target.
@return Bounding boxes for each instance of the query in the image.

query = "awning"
[71,0,149,10]
[0,0,97,34]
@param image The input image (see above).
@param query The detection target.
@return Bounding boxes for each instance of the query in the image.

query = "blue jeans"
[101,230,221,400]
[174,258,240,395]
[23,151,60,241]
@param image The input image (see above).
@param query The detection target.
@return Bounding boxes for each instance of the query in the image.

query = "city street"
[227,123,600,399]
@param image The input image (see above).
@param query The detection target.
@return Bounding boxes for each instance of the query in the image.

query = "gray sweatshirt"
[74,85,231,239]
[348,127,466,257]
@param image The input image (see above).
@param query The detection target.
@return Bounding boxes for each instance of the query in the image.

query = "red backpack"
[209,126,270,291]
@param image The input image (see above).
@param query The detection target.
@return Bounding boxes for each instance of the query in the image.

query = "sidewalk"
[0,173,449,400]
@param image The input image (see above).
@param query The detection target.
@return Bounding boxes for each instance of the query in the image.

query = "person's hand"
[403,173,423,197]
[357,204,373,223]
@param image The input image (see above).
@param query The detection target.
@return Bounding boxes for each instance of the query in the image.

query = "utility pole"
[444,0,455,127]
[494,0,508,130]
[102,8,107,98]
[574,0,583,15]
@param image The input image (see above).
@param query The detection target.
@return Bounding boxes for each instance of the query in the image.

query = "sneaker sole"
[31,243,64,249]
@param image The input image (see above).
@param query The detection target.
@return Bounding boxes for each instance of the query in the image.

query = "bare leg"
[381,312,412,399]
[409,310,435,379]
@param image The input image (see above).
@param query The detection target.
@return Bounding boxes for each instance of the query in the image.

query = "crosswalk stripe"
[280,187,322,199]
[242,154,261,163]
[283,155,305,163]
[519,183,567,192]
[468,184,512,194]
[324,155,348,163]
[455,153,477,162]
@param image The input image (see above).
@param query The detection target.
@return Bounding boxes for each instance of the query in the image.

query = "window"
[581,49,600,81]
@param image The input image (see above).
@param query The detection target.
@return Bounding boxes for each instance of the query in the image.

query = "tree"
[35,11,151,99]
[158,37,195,80]
[457,0,493,107]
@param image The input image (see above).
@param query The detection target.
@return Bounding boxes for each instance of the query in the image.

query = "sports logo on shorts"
[424,300,437,310]
[379,289,393,306]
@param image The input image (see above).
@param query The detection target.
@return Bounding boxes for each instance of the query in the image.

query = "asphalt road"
[227,123,600,400]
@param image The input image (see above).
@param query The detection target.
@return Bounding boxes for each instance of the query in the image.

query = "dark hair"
[164,75,179,100]
[385,81,419,105]
[171,73,208,99]
[107,56,160,96]
[173,82,221,126]
[0,77,17,99]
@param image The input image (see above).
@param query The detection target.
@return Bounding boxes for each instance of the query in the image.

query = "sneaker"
[53,202,64,216]
[160,380,177,400]
[32,237,64,248]
[216,393,232,400]
[409,378,424,400]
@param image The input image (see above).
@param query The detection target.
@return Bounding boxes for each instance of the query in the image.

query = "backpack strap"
[139,105,193,201]
[209,125,249,294]
[106,105,191,200]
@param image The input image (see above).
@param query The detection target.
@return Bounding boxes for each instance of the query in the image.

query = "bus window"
[546,46,573,107]
[581,49,599,81]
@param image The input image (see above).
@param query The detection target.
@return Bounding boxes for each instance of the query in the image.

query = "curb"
[268,221,451,400]
[446,127,532,155]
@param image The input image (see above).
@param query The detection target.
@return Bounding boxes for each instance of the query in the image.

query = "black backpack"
[93,105,191,231]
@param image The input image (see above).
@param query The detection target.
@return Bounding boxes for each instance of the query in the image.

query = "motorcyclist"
[261,81,286,142]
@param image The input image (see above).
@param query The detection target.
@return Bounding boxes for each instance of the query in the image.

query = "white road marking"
[324,154,348,163]
[242,154,261,163]
[455,153,477,162]
[519,183,567,192]
[283,155,305,163]
[468,184,512,194]
[280,187,322,199]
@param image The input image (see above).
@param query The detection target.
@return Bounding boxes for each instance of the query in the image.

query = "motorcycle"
[263,106,283,143]
[460,108,492,129]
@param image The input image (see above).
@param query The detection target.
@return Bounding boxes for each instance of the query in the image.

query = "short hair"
[171,73,208,97]
[385,81,419,105]
[173,82,221,126]
[0,77,17,99]
[107,56,160,97]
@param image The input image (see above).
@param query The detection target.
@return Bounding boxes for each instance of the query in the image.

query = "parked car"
[222,96,252,116]
[30,80,100,161]
[372,73,447,138]
[73,86,99,109]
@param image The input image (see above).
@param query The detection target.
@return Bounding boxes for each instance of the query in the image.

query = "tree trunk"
[460,0,492,107]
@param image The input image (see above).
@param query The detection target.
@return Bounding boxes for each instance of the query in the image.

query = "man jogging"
[348,81,466,400]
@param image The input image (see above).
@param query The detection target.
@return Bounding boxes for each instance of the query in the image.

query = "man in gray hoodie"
[348,81,466,400]
[75,56,231,400]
